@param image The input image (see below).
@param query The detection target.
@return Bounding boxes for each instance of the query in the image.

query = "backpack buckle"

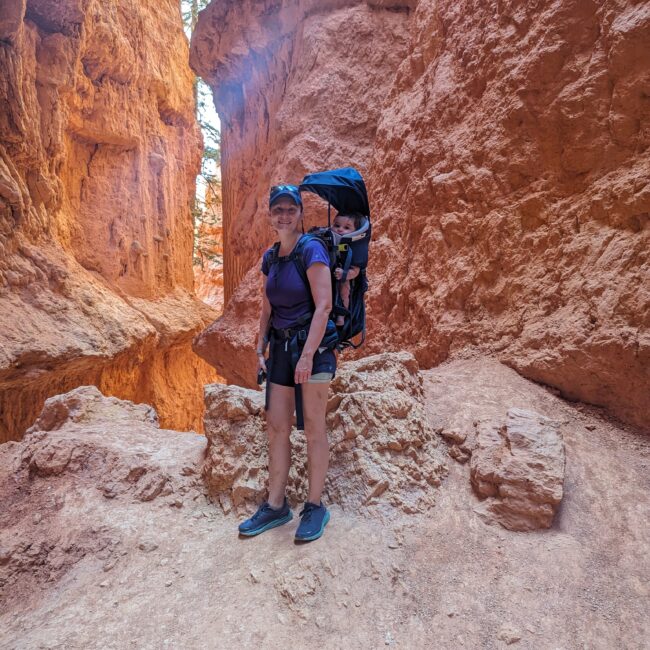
[338,243,349,252]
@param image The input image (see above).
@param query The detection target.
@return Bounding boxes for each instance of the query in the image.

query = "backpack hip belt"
[270,326,308,342]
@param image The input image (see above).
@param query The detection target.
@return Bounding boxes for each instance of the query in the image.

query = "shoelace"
[299,504,319,521]
[251,502,273,522]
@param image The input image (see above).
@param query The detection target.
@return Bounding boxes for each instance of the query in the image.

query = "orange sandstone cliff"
[191,0,649,429]
[0,0,218,441]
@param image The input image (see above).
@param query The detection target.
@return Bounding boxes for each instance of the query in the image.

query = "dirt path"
[1,360,648,649]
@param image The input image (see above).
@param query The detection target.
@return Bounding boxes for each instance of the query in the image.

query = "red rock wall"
[0,0,219,441]
[193,189,224,312]
[191,0,649,429]
[366,0,649,429]
[190,0,415,301]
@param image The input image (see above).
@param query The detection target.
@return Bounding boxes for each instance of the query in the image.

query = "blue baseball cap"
[269,184,302,208]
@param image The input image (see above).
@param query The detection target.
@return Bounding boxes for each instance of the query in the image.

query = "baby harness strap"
[287,231,367,350]
[336,243,354,283]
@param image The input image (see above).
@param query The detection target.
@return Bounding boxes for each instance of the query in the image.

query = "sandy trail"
[1,360,648,649]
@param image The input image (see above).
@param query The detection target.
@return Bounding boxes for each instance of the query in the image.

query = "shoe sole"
[295,510,330,542]
[238,512,293,537]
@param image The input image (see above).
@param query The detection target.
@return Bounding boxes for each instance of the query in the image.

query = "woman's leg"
[265,383,295,508]
[300,380,330,504]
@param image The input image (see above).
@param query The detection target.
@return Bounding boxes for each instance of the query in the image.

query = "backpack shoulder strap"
[268,241,281,265]
[291,234,312,290]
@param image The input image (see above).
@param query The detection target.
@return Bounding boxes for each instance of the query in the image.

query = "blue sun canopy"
[299,167,370,219]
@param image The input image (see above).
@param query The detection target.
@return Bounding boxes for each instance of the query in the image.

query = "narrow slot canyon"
[0,0,221,441]
[1,0,648,647]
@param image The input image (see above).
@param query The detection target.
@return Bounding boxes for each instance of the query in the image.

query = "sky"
[180,0,222,197]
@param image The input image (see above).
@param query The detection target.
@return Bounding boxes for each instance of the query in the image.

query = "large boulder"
[202,352,447,517]
[0,385,206,600]
[470,408,566,531]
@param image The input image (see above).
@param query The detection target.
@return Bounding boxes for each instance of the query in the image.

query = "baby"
[331,213,363,326]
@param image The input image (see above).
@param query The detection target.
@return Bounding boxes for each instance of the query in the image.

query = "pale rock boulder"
[470,408,566,531]
[202,352,447,517]
[17,385,205,502]
[0,385,206,596]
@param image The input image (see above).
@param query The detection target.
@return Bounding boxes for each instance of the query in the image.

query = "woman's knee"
[302,418,328,445]
[267,417,291,442]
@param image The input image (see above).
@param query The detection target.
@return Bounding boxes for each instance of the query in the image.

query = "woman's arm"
[257,275,272,371]
[295,261,332,384]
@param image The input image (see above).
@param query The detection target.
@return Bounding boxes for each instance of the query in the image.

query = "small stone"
[277,613,287,624]
[585,424,596,431]
[355,601,361,607]
[0,547,12,565]
[449,445,471,464]
[33,512,42,524]
[99,580,110,588]
[497,626,522,645]
[160,558,169,566]
[165,580,173,587]
[138,540,159,552]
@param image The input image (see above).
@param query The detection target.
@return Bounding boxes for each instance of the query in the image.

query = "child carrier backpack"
[297,166,372,350]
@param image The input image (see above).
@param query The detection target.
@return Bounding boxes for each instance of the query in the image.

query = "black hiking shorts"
[268,337,336,387]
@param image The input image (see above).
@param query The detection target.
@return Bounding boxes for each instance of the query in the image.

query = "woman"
[238,184,336,542]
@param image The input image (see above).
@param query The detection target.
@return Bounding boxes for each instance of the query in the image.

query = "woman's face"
[269,197,303,234]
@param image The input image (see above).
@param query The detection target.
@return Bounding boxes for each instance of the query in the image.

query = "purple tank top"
[261,238,330,329]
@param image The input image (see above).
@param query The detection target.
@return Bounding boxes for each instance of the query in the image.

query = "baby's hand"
[334,267,343,280]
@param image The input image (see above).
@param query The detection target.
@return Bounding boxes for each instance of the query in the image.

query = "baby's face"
[332,216,355,235]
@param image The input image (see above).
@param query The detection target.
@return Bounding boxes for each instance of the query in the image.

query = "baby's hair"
[335,212,364,231]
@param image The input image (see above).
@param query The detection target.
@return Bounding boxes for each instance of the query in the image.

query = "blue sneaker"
[295,501,330,542]
[238,498,292,536]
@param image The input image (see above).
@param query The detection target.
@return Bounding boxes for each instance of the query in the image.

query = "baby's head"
[332,213,363,236]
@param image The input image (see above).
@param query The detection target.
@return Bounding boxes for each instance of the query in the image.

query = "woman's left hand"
[295,352,313,384]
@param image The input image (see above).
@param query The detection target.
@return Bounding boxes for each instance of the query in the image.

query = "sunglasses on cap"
[269,184,303,207]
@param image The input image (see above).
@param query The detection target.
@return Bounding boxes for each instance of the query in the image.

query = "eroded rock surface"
[0,0,218,442]
[470,408,565,531]
[202,352,447,517]
[0,386,206,606]
[366,0,650,430]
